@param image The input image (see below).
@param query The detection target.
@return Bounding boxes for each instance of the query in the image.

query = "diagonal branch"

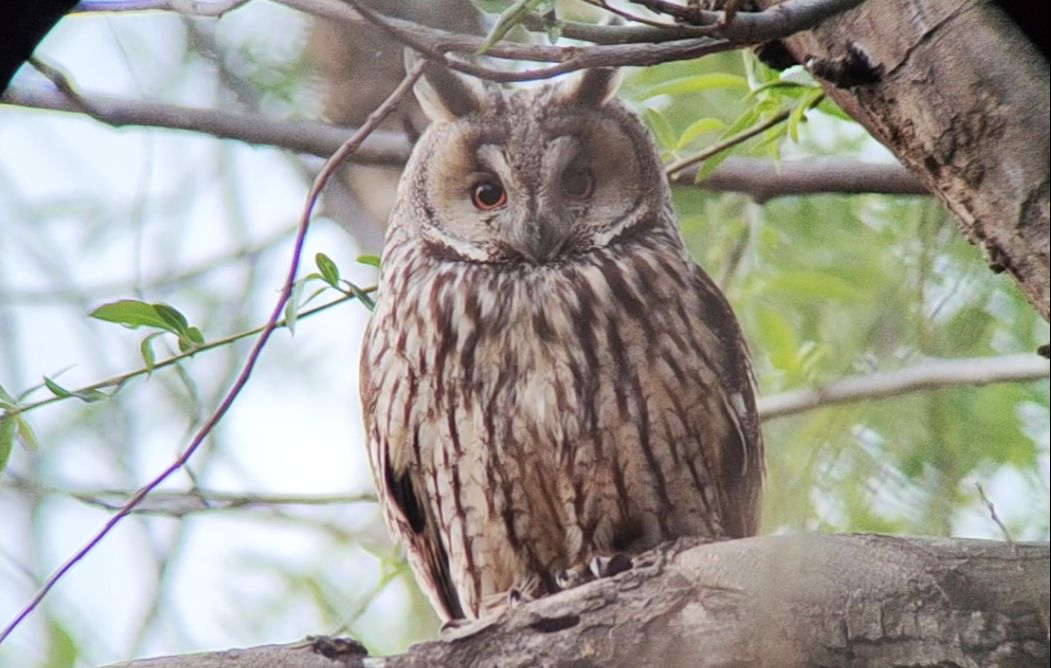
[758,353,1050,420]
[0,57,427,649]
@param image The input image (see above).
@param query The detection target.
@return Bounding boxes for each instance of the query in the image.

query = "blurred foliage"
[0,5,1047,668]
[621,52,1048,539]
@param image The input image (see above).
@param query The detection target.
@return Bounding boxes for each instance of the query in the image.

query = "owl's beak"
[508,209,569,264]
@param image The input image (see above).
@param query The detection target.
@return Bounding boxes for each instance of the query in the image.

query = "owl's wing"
[689,268,765,537]
[379,453,466,620]
[359,354,465,621]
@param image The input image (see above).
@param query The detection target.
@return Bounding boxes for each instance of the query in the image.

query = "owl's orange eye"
[471,180,506,210]
[561,167,594,199]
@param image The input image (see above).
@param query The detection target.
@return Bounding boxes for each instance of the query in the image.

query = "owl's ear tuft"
[558,68,623,108]
[406,51,486,123]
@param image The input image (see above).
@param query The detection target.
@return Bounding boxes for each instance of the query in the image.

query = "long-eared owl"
[360,63,763,621]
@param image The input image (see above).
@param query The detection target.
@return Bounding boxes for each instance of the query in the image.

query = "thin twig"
[73,0,862,81]
[975,483,1016,547]
[758,354,1049,420]
[1,289,372,421]
[665,97,823,177]
[0,58,426,648]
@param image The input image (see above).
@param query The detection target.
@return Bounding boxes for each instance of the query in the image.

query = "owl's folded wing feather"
[359,353,465,621]
[689,267,765,538]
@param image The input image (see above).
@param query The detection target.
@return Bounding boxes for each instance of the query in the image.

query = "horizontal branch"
[79,0,861,82]
[100,535,1050,668]
[5,476,377,516]
[0,84,411,165]
[674,156,928,200]
[758,353,1050,420]
[1,84,927,200]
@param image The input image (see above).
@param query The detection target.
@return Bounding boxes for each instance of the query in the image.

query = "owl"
[359,64,763,622]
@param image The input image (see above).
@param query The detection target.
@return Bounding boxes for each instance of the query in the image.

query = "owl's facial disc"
[468,142,583,264]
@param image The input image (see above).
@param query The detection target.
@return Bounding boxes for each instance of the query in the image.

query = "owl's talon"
[554,566,594,590]
[590,552,633,579]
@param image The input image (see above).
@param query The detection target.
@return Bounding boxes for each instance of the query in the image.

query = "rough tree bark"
[756,0,1050,322]
[103,535,1049,668]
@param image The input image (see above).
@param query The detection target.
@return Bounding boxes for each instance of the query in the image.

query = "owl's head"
[392,64,671,265]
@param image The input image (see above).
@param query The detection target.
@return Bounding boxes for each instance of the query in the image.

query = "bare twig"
[758,354,1050,420]
[75,489,377,516]
[975,483,1016,546]
[1,289,372,421]
[74,0,863,80]
[0,59,426,648]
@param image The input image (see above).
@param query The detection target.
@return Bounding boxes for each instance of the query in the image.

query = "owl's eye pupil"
[471,181,506,210]
[561,167,594,199]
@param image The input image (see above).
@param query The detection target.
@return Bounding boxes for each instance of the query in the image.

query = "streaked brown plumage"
[360,65,762,621]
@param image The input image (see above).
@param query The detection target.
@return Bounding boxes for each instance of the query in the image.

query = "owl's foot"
[555,552,633,590]
[439,616,500,641]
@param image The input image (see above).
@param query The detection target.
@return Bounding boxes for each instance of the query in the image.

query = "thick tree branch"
[756,0,1051,321]
[100,535,1049,668]
[758,353,1050,420]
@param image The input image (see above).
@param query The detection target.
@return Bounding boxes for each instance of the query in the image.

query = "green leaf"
[694,149,734,184]
[643,108,677,150]
[357,254,381,268]
[16,415,39,451]
[43,615,79,668]
[470,0,513,12]
[720,105,762,141]
[153,303,190,335]
[0,415,13,473]
[787,89,824,142]
[675,117,727,150]
[815,95,852,121]
[43,376,72,399]
[746,80,814,100]
[140,334,159,377]
[286,279,307,335]
[348,282,376,312]
[476,0,547,54]
[316,252,341,288]
[186,326,205,345]
[43,376,107,403]
[638,73,747,100]
[91,300,176,332]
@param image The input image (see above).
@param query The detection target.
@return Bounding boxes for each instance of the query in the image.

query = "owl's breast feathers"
[360,229,762,620]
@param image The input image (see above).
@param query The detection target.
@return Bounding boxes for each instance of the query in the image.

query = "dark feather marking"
[598,258,655,341]
[442,400,481,614]
[627,372,672,539]
[430,271,456,408]
[605,316,631,416]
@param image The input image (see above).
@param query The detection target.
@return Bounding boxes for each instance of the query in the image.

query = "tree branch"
[2,84,928,200]
[674,156,928,200]
[0,84,411,165]
[758,353,1050,420]
[99,535,1050,667]
[753,0,1051,321]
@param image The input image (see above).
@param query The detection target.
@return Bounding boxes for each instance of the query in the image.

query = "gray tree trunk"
[759,0,1050,323]
[104,535,1049,668]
